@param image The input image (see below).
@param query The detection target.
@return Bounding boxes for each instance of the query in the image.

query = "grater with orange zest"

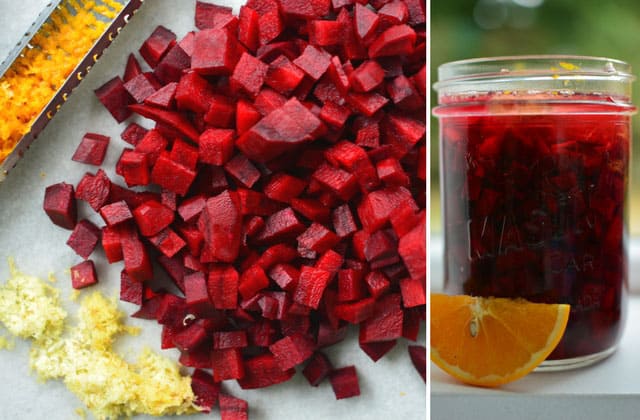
[0,0,145,183]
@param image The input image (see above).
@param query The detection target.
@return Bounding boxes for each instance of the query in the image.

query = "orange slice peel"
[430,293,570,387]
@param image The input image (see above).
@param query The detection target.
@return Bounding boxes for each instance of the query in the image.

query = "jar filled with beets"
[434,56,636,369]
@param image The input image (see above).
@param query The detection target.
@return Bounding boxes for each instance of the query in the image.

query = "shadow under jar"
[433,56,636,370]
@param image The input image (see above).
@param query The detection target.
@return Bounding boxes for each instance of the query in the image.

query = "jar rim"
[435,55,635,88]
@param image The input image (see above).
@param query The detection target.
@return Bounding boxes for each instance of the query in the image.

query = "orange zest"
[430,293,570,387]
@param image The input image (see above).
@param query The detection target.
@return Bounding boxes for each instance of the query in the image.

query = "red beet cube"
[379,1,409,25]
[208,265,239,309]
[149,228,186,258]
[72,133,110,166]
[346,91,389,117]
[154,43,191,84]
[359,293,403,343]
[368,24,416,58]
[312,163,358,201]
[173,322,208,352]
[386,74,422,110]
[398,218,426,282]
[219,393,248,420]
[329,366,360,399]
[66,219,101,259]
[290,198,331,224]
[377,157,410,186]
[120,225,153,282]
[139,25,176,68]
[213,331,248,349]
[256,207,305,243]
[335,297,375,324]
[118,150,150,187]
[119,270,142,305]
[212,348,245,381]
[360,340,397,362]
[204,94,236,127]
[319,101,351,129]
[170,139,199,171]
[349,60,385,93]
[70,260,98,289]
[237,353,295,389]
[123,53,142,82]
[239,265,270,299]
[102,225,123,263]
[177,196,206,224]
[94,76,133,122]
[238,6,260,52]
[191,369,220,413]
[198,129,235,165]
[128,104,200,143]
[268,264,299,292]
[365,271,390,298]
[264,173,307,203]
[99,200,133,226]
[43,182,77,229]
[133,200,174,237]
[134,129,168,166]
[237,98,324,162]
[120,123,148,146]
[195,0,232,29]
[357,186,416,232]
[258,10,283,46]
[144,82,178,109]
[269,333,316,370]
[354,3,380,44]
[308,20,343,47]
[150,152,197,196]
[293,266,331,309]
[191,28,241,75]
[175,71,215,114]
[302,352,332,386]
[230,52,268,98]
[76,169,111,211]
[224,154,261,188]
[184,272,213,316]
[293,45,332,81]
[338,268,366,302]
[264,55,305,95]
[408,345,426,382]
[297,223,340,258]
[123,73,157,103]
[198,190,242,263]
[332,204,358,238]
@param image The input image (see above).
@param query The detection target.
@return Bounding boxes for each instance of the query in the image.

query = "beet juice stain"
[435,56,636,368]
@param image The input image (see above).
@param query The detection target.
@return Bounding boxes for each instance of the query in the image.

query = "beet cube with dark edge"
[66,219,101,259]
[190,369,220,413]
[329,366,360,399]
[94,76,133,122]
[72,133,110,166]
[43,182,77,229]
[139,25,177,68]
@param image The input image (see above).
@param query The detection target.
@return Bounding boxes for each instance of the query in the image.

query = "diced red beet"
[154,43,191,84]
[346,91,389,117]
[219,393,248,420]
[191,369,220,413]
[293,45,332,81]
[256,207,305,243]
[268,263,299,292]
[150,151,197,195]
[293,266,331,309]
[70,260,98,289]
[319,101,351,129]
[66,219,101,259]
[256,243,298,270]
[195,0,233,30]
[43,182,77,230]
[312,163,358,201]
[192,28,242,75]
[149,228,186,258]
[139,26,177,68]
[332,204,357,238]
[378,1,409,25]
[239,264,270,299]
[120,224,154,282]
[408,345,426,382]
[76,169,111,211]
[269,333,316,370]
[258,10,283,46]
[208,265,239,309]
[302,351,332,386]
[119,270,142,305]
[265,55,305,95]
[237,353,295,389]
[252,87,287,116]
[398,217,426,282]
[359,293,403,343]
[123,53,143,82]
[335,297,375,324]
[337,268,366,302]
[213,331,248,349]
[349,60,385,93]
[173,322,208,352]
[132,200,174,237]
[99,200,133,226]
[94,76,133,122]
[238,6,260,52]
[198,191,242,262]
[308,20,343,47]
[144,82,178,109]
[399,276,426,308]
[102,225,123,263]
[123,73,158,103]
[230,52,268,98]
[368,24,416,58]
[170,139,199,170]
[264,173,307,203]
[297,223,340,258]
[72,133,110,166]
[120,123,148,146]
[329,366,360,399]
[365,270,390,298]
[357,186,416,232]
[405,0,426,25]
[129,104,200,143]
[289,197,330,223]
[236,100,262,136]
[360,339,397,362]
[134,129,168,165]
[354,4,380,44]
[117,150,150,187]
[212,348,245,382]
[224,154,261,188]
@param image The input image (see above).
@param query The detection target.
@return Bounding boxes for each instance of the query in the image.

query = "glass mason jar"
[433,56,636,370]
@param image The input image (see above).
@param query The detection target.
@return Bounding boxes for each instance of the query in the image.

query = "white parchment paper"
[0,1,426,419]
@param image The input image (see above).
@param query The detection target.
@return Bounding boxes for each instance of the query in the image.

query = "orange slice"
[430,293,570,387]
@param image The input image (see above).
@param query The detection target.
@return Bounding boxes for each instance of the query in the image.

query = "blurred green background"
[431,0,640,233]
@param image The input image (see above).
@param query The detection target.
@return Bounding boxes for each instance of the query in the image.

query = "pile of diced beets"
[43,0,425,417]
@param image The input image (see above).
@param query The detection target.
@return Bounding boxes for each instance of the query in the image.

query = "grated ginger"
[0,260,199,419]
[0,0,124,163]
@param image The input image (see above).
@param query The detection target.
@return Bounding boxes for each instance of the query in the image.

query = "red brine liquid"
[438,94,631,360]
